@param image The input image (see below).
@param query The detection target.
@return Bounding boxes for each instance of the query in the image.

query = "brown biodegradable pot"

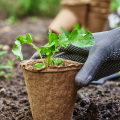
[49,1,90,33]
[87,0,111,32]
[20,59,83,120]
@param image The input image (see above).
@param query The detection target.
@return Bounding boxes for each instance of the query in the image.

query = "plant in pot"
[12,25,95,120]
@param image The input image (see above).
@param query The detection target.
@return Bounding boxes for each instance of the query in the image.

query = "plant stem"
[29,43,45,65]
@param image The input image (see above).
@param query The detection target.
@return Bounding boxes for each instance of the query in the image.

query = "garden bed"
[0,18,120,120]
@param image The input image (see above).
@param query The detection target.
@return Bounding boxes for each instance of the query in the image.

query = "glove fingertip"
[75,75,92,87]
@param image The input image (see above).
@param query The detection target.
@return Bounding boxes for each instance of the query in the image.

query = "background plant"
[0,0,61,19]
[0,45,14,78]
[12,25,95,69]
[110,0,120,11]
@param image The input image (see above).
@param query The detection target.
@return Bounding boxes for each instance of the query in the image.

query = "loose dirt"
[0,18,120,120]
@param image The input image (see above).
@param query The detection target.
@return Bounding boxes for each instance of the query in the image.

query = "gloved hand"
[31,28,120,87]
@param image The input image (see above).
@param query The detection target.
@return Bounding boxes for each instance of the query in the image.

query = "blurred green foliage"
[30,0,61,17]
[110,0,120,11]
[0,0,61,18]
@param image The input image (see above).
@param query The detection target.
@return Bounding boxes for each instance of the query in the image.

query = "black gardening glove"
[31,28,120,87]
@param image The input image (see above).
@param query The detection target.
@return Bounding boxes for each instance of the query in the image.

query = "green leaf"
[40,43,56,56]
[12,40,23,60]
[48,30,58,46]
[33,63,45,69]
[110,0,120,11]
[0,65,12,69]
[7,60,14,66]
[58,33,69,48]
[73,24,81,31]
[61,28,70,37]
[25,33,33,43]
[7,60,14,72]
[0,51,8,57]
[16,33,33,44]
[68,25,81,42]
[69,30,78,42]
[16,36,26,44]
[0,44,3,49]
[0,71,5,76]
[4,73,13,79]
[71,32,95,48]
[0,71,13,79]
[52,58,63,66]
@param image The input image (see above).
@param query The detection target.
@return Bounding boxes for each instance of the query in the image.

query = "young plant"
[0,46,14,79]
[12,25,95,69]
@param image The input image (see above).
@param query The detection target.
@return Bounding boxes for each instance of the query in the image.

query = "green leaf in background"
[0,71,5,76]
[0,71,13,78]
[12,40,23,60]
[0,65,12,69]
[52,58,63,66]
[0,51,8,57]
[7,59,14,66]
[7,60,14,72]
[0,44,3,49]
[33,63,45,69]
[6,16,17,24]
[110,0,120,11]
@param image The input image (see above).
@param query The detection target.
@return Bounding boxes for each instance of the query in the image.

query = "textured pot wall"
[21,60,83,120]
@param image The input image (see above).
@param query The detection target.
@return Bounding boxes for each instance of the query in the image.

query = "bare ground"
[0,17,120,120]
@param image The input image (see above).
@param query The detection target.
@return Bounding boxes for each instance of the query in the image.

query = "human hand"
[31,28,120,87]
[75,28,120,86]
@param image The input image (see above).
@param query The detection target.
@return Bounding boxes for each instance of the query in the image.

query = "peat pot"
[20,59,83,120]
[49,1,90,33]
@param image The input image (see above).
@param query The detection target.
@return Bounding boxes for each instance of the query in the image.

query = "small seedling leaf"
[16,33,33,44]
[12,41,23,60]
[33,63,46,69]
[25,34,33,43]
[52,58,63,66]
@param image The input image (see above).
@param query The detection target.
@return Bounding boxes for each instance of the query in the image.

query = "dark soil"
[0,17,120,120]
[73,82,120,120]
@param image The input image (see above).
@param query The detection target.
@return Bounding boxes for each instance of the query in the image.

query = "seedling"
[12,25,95,69]
[15,25,95,120]
[0,46,14,79]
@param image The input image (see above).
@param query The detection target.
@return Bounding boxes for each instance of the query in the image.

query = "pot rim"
[20,59,83,73]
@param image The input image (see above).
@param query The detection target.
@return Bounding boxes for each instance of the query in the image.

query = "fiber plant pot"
[87,12,109,32]
[49,0,90,33]
[87,0,111,32]
[20,59,83,120]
